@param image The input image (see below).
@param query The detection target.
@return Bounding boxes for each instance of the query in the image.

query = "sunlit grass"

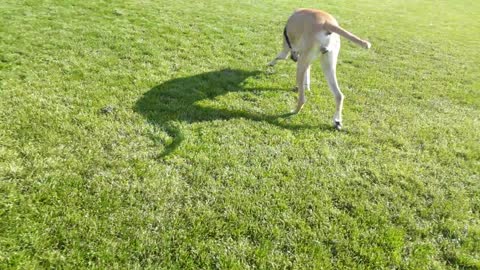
[1,0,479,268]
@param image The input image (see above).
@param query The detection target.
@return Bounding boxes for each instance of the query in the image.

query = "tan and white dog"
[268,8,371,130]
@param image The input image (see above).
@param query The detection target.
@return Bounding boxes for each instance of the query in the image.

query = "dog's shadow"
[135,69,331,157]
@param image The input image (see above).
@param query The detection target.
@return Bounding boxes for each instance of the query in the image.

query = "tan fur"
[286,9,371,50]
[268,8,371,129]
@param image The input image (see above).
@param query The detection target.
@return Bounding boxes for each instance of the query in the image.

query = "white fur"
[269,32,343,127]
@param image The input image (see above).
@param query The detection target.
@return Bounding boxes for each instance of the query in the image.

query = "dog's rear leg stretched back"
[268,46,290,66]
[269,26,298,66]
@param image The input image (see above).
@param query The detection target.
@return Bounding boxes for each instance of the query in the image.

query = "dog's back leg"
[268,42,290,66]
[293,47,316,113]
[291,63,311,94]
[320,35,343,129]
[303,64,311,91]
[268,47,290,66]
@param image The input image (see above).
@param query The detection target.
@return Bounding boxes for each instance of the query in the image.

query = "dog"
[268,8,371,130]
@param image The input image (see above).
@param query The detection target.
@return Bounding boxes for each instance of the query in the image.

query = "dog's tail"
[326,23,371,49]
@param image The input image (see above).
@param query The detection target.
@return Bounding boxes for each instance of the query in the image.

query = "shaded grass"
[1,0,479,269]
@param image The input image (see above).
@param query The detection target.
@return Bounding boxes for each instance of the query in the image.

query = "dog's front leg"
[292,47,316,113]
[293,59,310,113]
[303,65,311,91]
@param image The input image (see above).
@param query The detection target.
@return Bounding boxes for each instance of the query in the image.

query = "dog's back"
[285,9,338,50]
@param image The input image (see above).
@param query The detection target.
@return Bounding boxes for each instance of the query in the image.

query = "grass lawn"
[1,0,479,268]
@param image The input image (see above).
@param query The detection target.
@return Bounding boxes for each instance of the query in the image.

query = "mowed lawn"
[1,0,479,269]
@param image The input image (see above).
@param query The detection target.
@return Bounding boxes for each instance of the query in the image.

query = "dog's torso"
[286,8,370,54]
[285,8,338,52]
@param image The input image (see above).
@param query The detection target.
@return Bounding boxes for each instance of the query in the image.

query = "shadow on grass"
[135,69,332,157]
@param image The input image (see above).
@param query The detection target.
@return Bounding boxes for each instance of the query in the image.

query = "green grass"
[1,0,479,269]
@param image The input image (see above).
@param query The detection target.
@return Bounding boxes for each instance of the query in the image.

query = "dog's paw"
[290,106,302,114]
[334,121,342,130]
[292,102,305,114]
[363,41,372,49]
